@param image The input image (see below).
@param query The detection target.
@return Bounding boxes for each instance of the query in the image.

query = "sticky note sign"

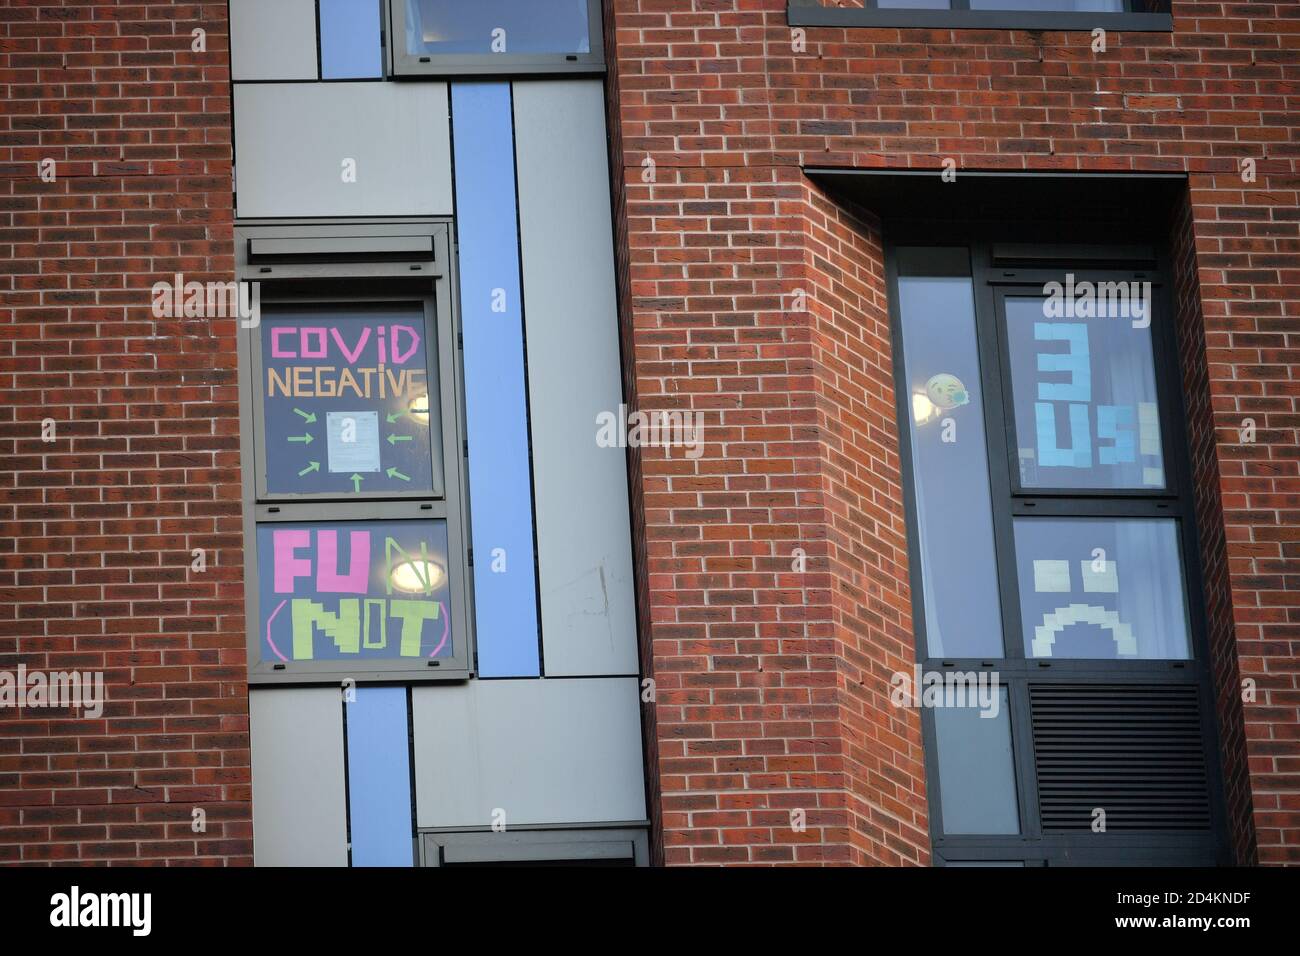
[258,520,452,663]
[260,308,438,495]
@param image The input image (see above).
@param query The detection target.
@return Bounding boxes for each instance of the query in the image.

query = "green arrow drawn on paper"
[287,432,314,445]
[350,473,363,492]
[298,461,320,476]
[386,433,413,446]
[386,466,410,482]
[293,408,317,424]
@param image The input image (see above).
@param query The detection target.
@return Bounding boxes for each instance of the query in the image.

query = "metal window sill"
[786,7,1173,32]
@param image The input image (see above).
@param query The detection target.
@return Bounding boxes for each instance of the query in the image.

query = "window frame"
[388,0,605,78]
[250,297,451,502]
[419,827,650,867]
[883,234,1229,864]
[237,220,475,685]
[786,0,1173,33]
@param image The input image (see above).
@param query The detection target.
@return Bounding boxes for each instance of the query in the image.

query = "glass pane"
[896,248,1004,658]
[260,305,440,496]
[257,519,454,665]
[970,0,1124,9]
[320,0,383,79]
[877,0,951,8]
[1005,291,1165,490]
[935,687,1019,834]
[1013,518,1191,660]
[405,0,591,57]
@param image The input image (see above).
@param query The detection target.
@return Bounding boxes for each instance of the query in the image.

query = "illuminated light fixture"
[912,392,939,425]
[408,393,430,424]
[390,559,445,594]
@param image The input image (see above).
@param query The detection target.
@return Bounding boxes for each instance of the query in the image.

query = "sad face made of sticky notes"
[1029,556,1135,658]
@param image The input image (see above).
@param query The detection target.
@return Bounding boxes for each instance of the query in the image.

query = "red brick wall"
[608,0,1298,863]
[0,2,248,864]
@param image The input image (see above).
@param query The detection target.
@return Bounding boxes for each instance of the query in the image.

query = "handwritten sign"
[261,306,437,494]
[256,519,453,664]
[1007,298,1164,490]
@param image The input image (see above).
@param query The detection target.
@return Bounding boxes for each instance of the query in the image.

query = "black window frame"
[388,0,605,78]
[787,0,1173,33]
[884,234,1229,866]
[237,220,475,685]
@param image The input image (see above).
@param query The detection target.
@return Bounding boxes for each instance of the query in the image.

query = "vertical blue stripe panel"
[346,687,413,867]
[319,0,383,79]
[451,82,541,677]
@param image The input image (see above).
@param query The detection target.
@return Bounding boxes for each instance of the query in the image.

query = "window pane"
[935,687,1019,834]
[257,519,454,665]
[1005,291,1164,490]
[970,0,1124,9]
[320,0,383,79]
[1013,518,1191,660]
[896,248,1004,658]
[405,0,590,57]
[877,0,951,8]
[260,305,440,496]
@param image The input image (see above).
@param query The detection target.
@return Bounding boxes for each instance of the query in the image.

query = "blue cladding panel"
[346,686,413,866]
[451,82,541,678]
[320,0,383,79]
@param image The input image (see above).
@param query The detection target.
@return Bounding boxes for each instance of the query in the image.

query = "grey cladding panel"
[250,688,348,866]
[513,79,639,677]
[234,83,454,219]
[412,677,646,829]
[229,0,318,81]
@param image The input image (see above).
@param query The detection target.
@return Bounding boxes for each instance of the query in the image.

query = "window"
[420,828,649,867]
[238,223,472,683]
[389,0,604,75]
[888,240,1225,866]
[786,0,1172,31]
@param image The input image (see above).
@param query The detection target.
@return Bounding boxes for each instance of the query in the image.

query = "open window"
[389,0,604,76]
[237,222,473,684]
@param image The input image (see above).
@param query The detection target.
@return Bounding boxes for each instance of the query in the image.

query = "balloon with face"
[925,373,970,411]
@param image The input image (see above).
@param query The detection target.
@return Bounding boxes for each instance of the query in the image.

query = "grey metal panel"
[234,83,454,219]
[411,677,646,828]
[250,687,348,866]
[248,235,435,259]
[512,80,638,677]
[229,0,318,81]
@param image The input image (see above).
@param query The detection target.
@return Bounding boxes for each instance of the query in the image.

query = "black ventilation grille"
[1030,683,1212,832]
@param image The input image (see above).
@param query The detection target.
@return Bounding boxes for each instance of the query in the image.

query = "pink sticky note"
[273,529,312,594]
[316,530,370,593]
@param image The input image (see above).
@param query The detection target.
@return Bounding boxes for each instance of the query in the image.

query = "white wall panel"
[229,0,318,81]
[250,687,347,866]
[234,82,453,219]
[412,677,646,829]
[513,80,638,677]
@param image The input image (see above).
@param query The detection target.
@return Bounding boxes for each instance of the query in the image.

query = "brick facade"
[0,0,1296,867]
[608,0,1298,864]
[0,2,249,864]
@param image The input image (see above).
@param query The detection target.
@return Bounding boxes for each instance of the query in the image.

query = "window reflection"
[896,248,1004,658]
[935,687,1019,834]
[405,0,590,56]
[1005,293,1165,490]
[1014,518,1191,660]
